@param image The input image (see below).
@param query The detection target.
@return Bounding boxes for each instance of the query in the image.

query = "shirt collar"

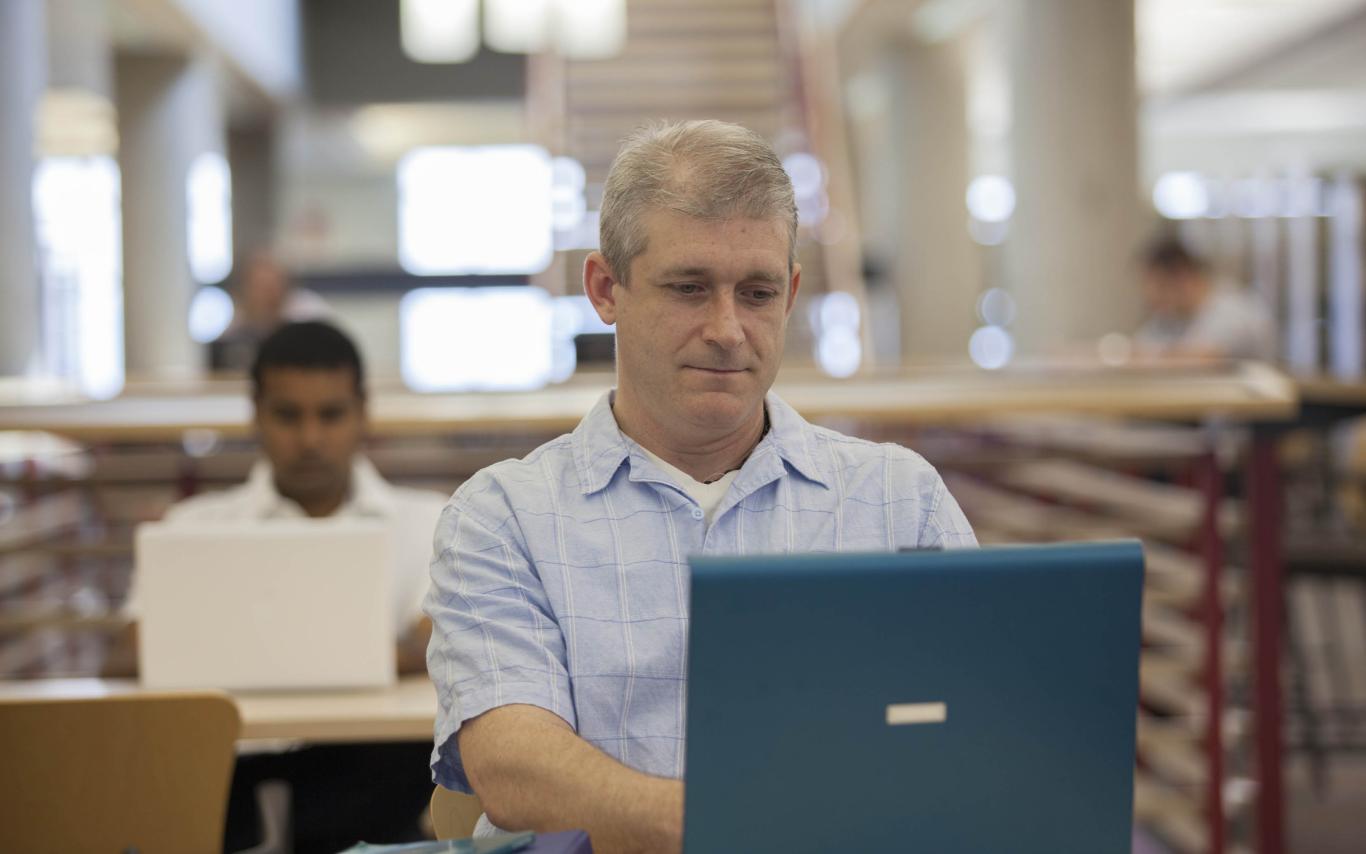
[242,455,395,519]
[572,390,830,497]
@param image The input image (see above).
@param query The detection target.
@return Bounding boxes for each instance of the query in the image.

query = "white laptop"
[135,520,397,691]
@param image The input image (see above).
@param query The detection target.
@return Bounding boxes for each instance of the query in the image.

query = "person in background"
[1133,234,1276,362]
[116,321,445,852]
[424,119,976,853]
[210,250,330,372]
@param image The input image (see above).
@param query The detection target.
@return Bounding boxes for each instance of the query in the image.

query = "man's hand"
[459,704,684,854]
[396,615,433,675]
[101,621,138,678]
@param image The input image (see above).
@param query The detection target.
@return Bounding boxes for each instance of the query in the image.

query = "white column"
[228,122,277,257]
[1005,0,1142,354]
[0,0,45,376]
[116,54,226,379]
[887,36,980,363]
[1328,177,1365,379]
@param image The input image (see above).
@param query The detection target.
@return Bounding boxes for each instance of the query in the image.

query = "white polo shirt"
[128,456,447,637]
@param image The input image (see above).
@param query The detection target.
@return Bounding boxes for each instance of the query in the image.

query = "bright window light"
[556,0,627,60]
[401,0,479,63]
[1152,171,1209,220]
[485,0,554,53]
[32,156,124,399]
[186,151,233,284]
[398,145,554,275]
[400,287,556,392]
[551,155,587,231]
[549,295,614,382]
[966,175,1015,223]
[969,325,1013,370]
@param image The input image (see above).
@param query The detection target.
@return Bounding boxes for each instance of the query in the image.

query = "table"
[0,361,1304,853]
[0,362,1298,441]
[0,676,437,745]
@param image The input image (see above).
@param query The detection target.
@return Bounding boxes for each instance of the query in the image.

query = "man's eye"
[745,289,778,303]
[674,283,704,295]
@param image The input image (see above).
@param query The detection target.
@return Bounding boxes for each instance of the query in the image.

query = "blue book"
[339,831,591,854]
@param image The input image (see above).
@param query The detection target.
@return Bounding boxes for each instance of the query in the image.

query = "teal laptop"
[683,540,1144,853]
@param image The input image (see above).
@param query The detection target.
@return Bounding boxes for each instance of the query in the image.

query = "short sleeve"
[922,478,979,549]
[424,494,577,792]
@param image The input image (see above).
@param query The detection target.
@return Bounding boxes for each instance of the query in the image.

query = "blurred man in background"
[210,250,330,371]
[1133,234,1275,362]
[117,321,444,852]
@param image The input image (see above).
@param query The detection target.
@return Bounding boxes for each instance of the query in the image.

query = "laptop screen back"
[683,541,1144,853]
[136,520,396,691]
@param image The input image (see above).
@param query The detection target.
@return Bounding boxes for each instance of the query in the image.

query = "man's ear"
[785,262,802,318]
[583,251,621,326]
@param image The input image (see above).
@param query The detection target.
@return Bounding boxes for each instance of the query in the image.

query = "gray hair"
[598,119,798,284]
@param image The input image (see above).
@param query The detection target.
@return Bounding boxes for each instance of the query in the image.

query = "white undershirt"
[638,446,740,524]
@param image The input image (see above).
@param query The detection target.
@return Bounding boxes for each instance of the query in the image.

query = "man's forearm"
[459,704,683,854]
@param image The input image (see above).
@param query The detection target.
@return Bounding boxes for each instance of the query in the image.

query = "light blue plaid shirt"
[425,391,976,793]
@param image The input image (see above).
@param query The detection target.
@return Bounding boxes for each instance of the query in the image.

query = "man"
[210,249,330,371]
[425,121,976,853]
[1133,234,1275,362]
[119,321,444,852]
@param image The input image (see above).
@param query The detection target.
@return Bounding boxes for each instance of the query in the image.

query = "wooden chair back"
[430,785,485,840]
[0,691,239,854]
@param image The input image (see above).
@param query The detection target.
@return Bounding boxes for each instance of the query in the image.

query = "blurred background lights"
[965,175,1015,223]
[549,295,613,382]
[550,155,588,230]
[401,287,556,392]
[968,217,1008,246]
[188,286,234,344]
[484,0,554,54]
[809,291,862,378]
[398,145,554,275]
[784,152,829,227]
[1152,171,1209,219]
[400,0,479,63]
[783,152,825,198]
[817,327,862,378]
[818,290,860,330]
[556,0,628,60]
[976,288,1016,327]
[186,151,233,285]
[969,325,1014,370]
[1232,177,1277,219]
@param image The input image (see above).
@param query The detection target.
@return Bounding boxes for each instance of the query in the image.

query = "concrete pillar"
[886,37,980,363]
[0,0,45,376]
[46,0,111,96]
[116,53,226,379]
[1005,0,1141,354]
[228,121,278,258]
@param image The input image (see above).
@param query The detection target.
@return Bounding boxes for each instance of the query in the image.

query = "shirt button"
[691,507,705,520]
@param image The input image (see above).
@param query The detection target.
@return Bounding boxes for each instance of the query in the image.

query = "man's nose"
[702,295,745,349]
[298,416,325,449]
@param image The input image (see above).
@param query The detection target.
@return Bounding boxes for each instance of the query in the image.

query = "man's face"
[1143,267,1206,319]
[596,209,800,434]
[253,367,365,508]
